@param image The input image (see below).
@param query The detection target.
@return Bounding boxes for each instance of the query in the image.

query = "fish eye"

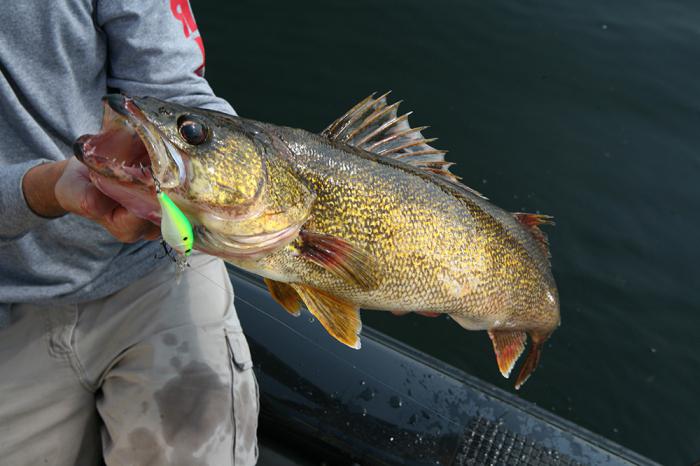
[177,115,208,145]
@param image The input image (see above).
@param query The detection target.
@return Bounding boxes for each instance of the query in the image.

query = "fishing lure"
[154,181,194,278]
[157,189,194,257]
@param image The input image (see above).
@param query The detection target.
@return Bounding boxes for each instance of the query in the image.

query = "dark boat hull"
[229,267,656,466]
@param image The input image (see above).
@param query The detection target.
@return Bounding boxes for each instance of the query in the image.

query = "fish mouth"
[74,95,186,192]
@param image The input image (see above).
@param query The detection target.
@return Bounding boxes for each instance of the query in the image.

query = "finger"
[81,183,120,219]
[142,224,162,241]
[55,158,118,218]
[102,207,155,243]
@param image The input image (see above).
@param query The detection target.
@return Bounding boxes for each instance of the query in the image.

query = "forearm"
[22,160,68,218]
[98,0,235,116]
[0,159,60,242]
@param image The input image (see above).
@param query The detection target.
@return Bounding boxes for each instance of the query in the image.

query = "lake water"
[196,1,700,464]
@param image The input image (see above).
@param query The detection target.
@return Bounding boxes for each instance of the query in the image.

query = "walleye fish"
[74,93,560,389]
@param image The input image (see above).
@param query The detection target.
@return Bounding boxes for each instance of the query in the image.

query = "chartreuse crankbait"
[156,189,194,257]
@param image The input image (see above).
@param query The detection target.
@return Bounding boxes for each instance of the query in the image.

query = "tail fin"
[514,332,550,390]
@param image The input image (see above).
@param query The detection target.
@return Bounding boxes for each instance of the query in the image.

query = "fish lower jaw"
[89,173,160,223]
[196,224,301,261]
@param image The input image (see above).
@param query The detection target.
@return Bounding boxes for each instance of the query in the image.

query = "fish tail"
[514,331,551,390]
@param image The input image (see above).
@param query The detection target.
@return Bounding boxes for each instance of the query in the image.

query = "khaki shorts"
[0,254,259,466]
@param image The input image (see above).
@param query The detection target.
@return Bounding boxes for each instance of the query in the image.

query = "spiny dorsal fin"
[513,213,554,260]
[322,92,486,199]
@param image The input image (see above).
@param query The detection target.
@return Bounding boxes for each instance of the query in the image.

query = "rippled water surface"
[196,1,700,463]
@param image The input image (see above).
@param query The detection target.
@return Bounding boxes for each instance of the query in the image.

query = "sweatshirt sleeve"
[96,0,235,115]
[0,159,53,242]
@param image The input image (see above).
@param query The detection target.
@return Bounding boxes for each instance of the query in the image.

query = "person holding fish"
[0,1,258,465]
[2,1,563,465]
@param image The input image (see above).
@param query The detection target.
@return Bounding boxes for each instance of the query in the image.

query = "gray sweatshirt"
[0,1,234,325]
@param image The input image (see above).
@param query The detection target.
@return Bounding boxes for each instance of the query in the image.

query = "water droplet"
[308,317,316,323]
[360,380,366,386]
[613,427,619,433]
[389,436,394,442]
[601,24,608,30]
[361,408,367,417]
[358,388,375,401]
[389,396,403,408]
[650,347,657,353]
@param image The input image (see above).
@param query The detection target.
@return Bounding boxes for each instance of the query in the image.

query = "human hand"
[44,157,160,242]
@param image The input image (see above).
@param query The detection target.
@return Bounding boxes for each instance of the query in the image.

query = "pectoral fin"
[293,284,362,349]
[297,230,378,290]
[488,330,527,378]
[264,278,301,316]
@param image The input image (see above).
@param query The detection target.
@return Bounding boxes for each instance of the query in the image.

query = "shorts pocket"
[225,328,259,465]
[226,327,253,370]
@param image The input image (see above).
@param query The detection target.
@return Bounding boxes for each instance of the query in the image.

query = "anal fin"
[488,330,527,378]
[264,278,301,316]
[293,284,362,349]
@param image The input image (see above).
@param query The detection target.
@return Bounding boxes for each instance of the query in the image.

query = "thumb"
[81,182,119,219]
[55,157,118,219]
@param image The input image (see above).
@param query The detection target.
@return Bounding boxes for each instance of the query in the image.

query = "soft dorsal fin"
[322,92,486,199]
[513,213,554,260]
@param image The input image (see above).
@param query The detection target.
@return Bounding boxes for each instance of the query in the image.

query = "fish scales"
[255,127,556,330]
